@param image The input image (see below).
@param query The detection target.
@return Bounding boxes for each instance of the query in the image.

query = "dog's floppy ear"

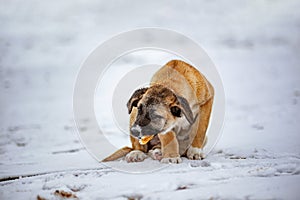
[175,96,195,125]
[127,87,148,114]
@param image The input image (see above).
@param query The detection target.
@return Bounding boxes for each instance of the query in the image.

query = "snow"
[1,0,300,199]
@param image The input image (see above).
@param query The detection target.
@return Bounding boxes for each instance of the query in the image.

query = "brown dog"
[102,60,214,163]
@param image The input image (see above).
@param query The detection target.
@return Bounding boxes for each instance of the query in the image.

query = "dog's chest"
[174,125,191,154]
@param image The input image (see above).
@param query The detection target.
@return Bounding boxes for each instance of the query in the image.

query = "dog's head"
[127,85,196,139]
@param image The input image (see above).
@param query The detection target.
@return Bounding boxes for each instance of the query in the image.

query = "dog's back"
[151,60,214,106]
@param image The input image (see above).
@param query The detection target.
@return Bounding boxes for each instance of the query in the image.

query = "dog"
[102,60,214,163]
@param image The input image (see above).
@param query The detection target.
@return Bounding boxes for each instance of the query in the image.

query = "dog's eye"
[170,106,181,117]
[138,104,143,113]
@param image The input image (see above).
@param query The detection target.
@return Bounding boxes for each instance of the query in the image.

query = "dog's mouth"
[137,126,171,145]
[139,135,154,145]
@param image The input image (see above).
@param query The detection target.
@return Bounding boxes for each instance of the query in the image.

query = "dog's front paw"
[187,146,204,160]
[149,148,162,161]
[161,157,182,164]
[125,150,147,162]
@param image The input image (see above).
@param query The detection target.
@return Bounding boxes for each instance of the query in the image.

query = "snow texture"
[1,0,300,199]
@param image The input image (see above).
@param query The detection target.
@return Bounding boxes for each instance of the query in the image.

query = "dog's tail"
[101,146,133,162]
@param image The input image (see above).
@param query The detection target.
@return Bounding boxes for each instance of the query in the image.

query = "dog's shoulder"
[165,60,214,105]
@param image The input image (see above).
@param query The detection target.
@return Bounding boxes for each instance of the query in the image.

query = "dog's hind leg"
[187,97,213,160]
[102,146,133,162]
[102,135,149,162]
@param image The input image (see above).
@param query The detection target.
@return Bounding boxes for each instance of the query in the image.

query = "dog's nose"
[130,125,141,137]
[131,128,139,137]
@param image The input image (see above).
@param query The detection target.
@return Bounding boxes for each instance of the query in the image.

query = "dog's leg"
[187,98,213,160]
[130,135,147,152]
[148,144,162,161]
[125,135,148,162]
[148,148,162,161]
[102,146,133,162]
[125,150,148,162]
[158,131,182,163]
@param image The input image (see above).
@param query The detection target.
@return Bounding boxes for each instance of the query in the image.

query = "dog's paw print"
[187,146,204,160]
[125,150,147,162]
[149,148,163,161]
[161,157,182,164]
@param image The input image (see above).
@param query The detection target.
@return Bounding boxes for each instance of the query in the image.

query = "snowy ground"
[1,1,300,199]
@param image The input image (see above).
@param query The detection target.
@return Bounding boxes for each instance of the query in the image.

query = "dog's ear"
[127,87,148,114]
[173,96,195,125]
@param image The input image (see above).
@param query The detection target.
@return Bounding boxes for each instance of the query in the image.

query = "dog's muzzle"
[130,124,159,139]
[130,125,142,138]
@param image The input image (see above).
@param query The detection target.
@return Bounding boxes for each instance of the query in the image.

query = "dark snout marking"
[136,105,151,127]
[130,127,140,138]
